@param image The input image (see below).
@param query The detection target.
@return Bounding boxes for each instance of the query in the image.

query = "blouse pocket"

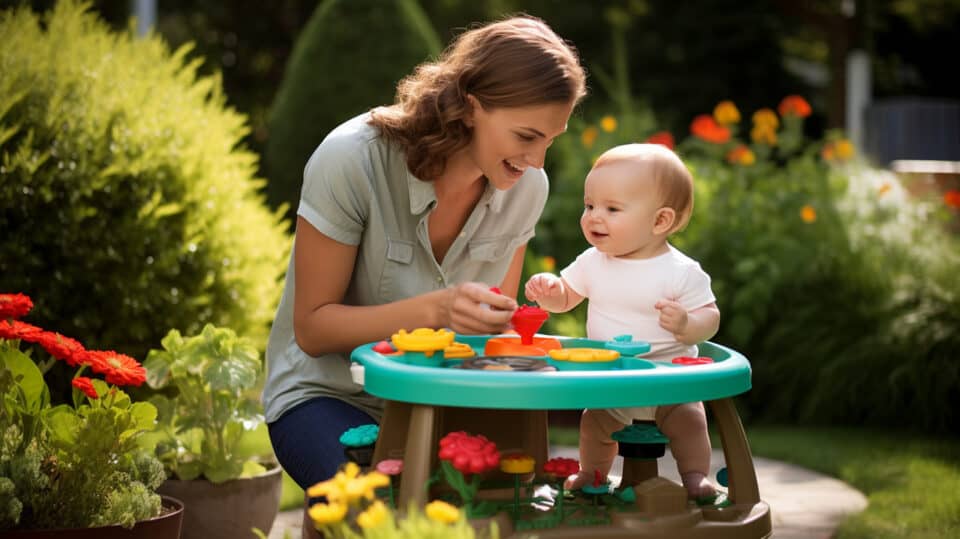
[468,235,517,262]
[378,237,415,302]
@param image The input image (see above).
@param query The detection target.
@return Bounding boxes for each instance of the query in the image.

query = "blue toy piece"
[604,334,652,356]
[339,423,380,448]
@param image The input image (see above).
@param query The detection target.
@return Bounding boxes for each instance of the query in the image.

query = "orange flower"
[713,100,741,125]
[800,205,817,223]
[834,139,855,159]
[542,256,556,272]
[778,95,812,118]
[750,124,777,145]
[726,145,755,166]
[80,350,147,387]
[35,331,87,366]
[690,114,731,144]
[600,115,618,133]
[878,183,892,197]
[821,143,836,161]
[645,131,675,150]
[945,190,960,209]
[752,108,779,129]
[581,126,598,148]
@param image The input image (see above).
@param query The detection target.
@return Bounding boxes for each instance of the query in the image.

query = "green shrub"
[264,0,442,221]
[0,2,290,362]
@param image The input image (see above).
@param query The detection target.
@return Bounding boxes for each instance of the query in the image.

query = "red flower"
[0,319,44,342]
[438,431,500,475]
[79,350,147,387]
[778,95,812,118]
[690,114,731,144]
[71,376,99,399]
[645,131,675,150]
[0,293,33,320]
[944,190,960,209]
[543,457,579,478]
[35,331,87,367]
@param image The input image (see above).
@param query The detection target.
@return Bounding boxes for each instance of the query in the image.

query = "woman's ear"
[653,207,677,235]
[464,94,479,128]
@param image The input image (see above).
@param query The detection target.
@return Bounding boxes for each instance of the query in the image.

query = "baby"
[525,143,720,498]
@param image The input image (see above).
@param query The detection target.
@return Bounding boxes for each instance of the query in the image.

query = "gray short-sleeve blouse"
[262,113,549,422]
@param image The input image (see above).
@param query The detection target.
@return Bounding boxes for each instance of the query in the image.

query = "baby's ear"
[653,207,677,234]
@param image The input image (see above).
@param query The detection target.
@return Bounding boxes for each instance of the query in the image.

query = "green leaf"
[43,404,80,446]
[1,346,48,414]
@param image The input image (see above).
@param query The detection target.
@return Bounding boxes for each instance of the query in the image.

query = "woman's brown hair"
[368,15,587,181]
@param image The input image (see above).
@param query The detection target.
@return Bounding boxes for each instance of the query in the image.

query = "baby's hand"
[524,273,563,302]
[655,299,688,335]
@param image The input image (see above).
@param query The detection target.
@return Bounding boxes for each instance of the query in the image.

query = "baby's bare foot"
[681,472,716,499]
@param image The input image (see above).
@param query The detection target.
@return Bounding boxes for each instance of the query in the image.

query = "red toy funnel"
[511,305,549,345]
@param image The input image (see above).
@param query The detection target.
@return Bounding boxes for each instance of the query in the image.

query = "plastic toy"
[350,329,772,538]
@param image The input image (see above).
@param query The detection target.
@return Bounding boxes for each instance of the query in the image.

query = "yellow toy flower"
[800,205,817,223]
[356,500,389,529]
[750,124,777,145]
[752,108,779,129]
[600,115,618,132]
[713,100,741,125]
[500,453,536,474]
[425,500,461,524]
[835,139,855,159]
[308,502,347,526]
[581,126,598,148]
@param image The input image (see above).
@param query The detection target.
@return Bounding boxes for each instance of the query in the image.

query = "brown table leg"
[708,398,760,504]
[396,403,438,507]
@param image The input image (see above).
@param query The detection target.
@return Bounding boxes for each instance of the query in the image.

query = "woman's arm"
[292,217,517,356]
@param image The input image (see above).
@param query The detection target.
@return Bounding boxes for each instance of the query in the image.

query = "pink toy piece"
[510,305,549,345]
[672,356,714,365]
[373,340,396,354]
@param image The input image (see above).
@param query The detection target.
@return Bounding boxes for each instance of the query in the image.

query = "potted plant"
[144,324,282,539]
[0,293,184,536]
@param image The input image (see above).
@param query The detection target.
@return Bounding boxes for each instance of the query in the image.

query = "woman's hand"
[443,282,517,335]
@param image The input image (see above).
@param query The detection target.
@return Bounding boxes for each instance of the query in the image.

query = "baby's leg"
[656,402,716,498]
[564,409,626,490]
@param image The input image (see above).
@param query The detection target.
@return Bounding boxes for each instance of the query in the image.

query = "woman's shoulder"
[304,113,395,174]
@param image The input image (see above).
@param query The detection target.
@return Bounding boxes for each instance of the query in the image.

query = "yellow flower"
[835,139,855,159]
[713,100,741,125]
[425,500,460,524]
[878,183,891,197]
[307,462,390,505]
[356,500,389,529]
[581,126,598,148]
[542,256,556,272]
[600,115,618,132]
[750,124,778,146]
[752,108,779,129]
[308,502,347,526]
[800,205,817,223]
[500,453,536,474]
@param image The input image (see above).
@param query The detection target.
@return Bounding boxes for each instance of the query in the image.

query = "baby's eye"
[607,206,620,212]
[584,203,594,210]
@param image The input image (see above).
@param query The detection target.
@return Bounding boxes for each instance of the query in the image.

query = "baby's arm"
[654,300,720,346]
[524,274,584,313]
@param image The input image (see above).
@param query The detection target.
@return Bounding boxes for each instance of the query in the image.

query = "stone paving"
[268,447,868,539]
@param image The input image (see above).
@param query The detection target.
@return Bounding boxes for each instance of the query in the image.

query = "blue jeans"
[268,397,377,490]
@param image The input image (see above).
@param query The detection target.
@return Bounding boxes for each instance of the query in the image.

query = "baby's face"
[580,161,665,259]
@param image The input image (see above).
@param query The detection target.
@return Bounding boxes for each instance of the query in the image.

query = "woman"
[263,15,587,489]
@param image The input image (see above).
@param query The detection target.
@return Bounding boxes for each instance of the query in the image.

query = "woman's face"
[466,98,574,191]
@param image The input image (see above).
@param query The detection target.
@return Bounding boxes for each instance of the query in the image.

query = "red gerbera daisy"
[0,319,44,342]
[71,376,100,399]
[0,293,33,320]
[35,331,87,367]
[79,350,147,387]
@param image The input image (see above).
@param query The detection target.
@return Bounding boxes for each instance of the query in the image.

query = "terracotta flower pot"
[156,464,283,539]
[4,495,184,539]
